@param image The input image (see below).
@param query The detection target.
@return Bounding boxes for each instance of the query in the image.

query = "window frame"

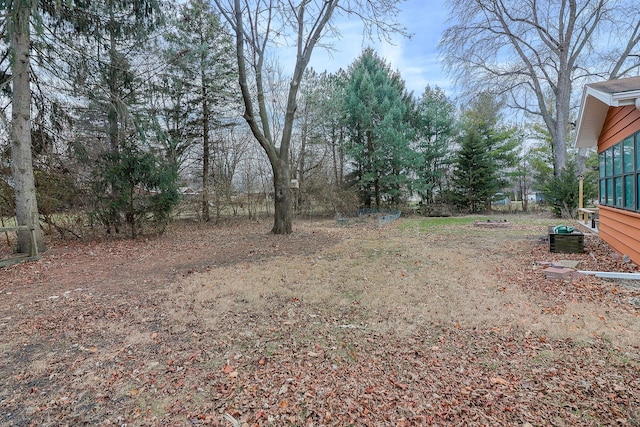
[599,132,638,211]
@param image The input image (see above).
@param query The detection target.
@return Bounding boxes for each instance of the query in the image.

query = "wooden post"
[578,175,584,222]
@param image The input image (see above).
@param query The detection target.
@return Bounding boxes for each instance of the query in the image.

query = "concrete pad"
[543,267,574,279]
[558,260,581,269]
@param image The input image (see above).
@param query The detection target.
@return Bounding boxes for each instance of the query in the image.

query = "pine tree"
[343,48,415,208]
[157,0,237,222]
[412,85,456,204]
[2,0,165,249]
[452,128,496,213]
[92,143,179,238]
[452,93,519,213]
[63,0,164,154]
[3,1,45,253]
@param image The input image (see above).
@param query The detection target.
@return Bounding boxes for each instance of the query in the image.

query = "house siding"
[599,106,640,151]
[598,206,640,263]
[597,105,640,263]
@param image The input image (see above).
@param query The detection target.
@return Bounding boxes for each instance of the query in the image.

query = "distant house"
[526,191,545,204]
[574,76,640,264]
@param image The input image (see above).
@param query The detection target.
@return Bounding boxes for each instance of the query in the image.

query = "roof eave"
[612,90,640,106]
[574,87,610,149]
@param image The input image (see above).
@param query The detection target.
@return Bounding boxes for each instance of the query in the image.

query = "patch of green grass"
[265,340,281,357]
[400,216,487,230]
[137,396,169,418]
[400,214,562,234]
[399,216,486,233]
[479,359,500,372]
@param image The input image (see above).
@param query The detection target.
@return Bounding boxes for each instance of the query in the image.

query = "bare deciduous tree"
[213,0,405,234]
[440,0,640,175]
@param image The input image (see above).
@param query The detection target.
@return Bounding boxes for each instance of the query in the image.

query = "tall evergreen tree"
[343,48,415,208]
[58,1,173,234]
[412,85,456,204]
[2,1,162,250]
[452,128,495,213]
[452,94,519,213]
[157,0,237,222]
[3,1,45,253]
[62,0,164,154]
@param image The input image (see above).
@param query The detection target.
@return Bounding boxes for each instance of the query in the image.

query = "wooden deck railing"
[577,207,598,230]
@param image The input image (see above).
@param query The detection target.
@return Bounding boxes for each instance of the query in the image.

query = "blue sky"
[307,0,452,97]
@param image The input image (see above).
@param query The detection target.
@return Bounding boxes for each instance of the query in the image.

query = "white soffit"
[574,89,609,148]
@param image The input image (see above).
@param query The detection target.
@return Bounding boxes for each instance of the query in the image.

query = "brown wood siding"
[596,105,640,264]
[598,206,640,264]
[598,106,640,152]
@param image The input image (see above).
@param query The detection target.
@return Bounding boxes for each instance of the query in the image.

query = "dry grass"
[168,217,640,349]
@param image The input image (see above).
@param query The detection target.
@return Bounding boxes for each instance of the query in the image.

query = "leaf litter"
[0,216,639,426]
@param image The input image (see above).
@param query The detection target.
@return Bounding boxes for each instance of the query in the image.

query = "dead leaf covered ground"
[1,215,639,426]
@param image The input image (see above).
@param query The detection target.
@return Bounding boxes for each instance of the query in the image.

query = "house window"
[624,136,635,209]
[624,137,634,172]
[599,153,606,204]
[599,133,638,210]
[625,175,634,209]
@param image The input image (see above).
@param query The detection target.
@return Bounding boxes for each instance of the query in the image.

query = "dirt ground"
[1,215,639,426]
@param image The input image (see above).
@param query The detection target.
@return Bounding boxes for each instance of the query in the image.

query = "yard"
[1,215,639,426]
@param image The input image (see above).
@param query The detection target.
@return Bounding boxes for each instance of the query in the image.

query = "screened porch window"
[599,133,638,211]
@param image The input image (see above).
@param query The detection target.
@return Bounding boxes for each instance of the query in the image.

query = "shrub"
[91,144,179,238]
[540,162,583,218]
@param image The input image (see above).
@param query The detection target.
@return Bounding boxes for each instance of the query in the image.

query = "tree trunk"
[108,22,120,153]
[272,160,292,234]
[202,87,211,222]
[332,134,340,186]
[521,175,529,213]
[295,114,308,211]
[553,70,572,174]
[10,5,45,254]
[200,25,211,223]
